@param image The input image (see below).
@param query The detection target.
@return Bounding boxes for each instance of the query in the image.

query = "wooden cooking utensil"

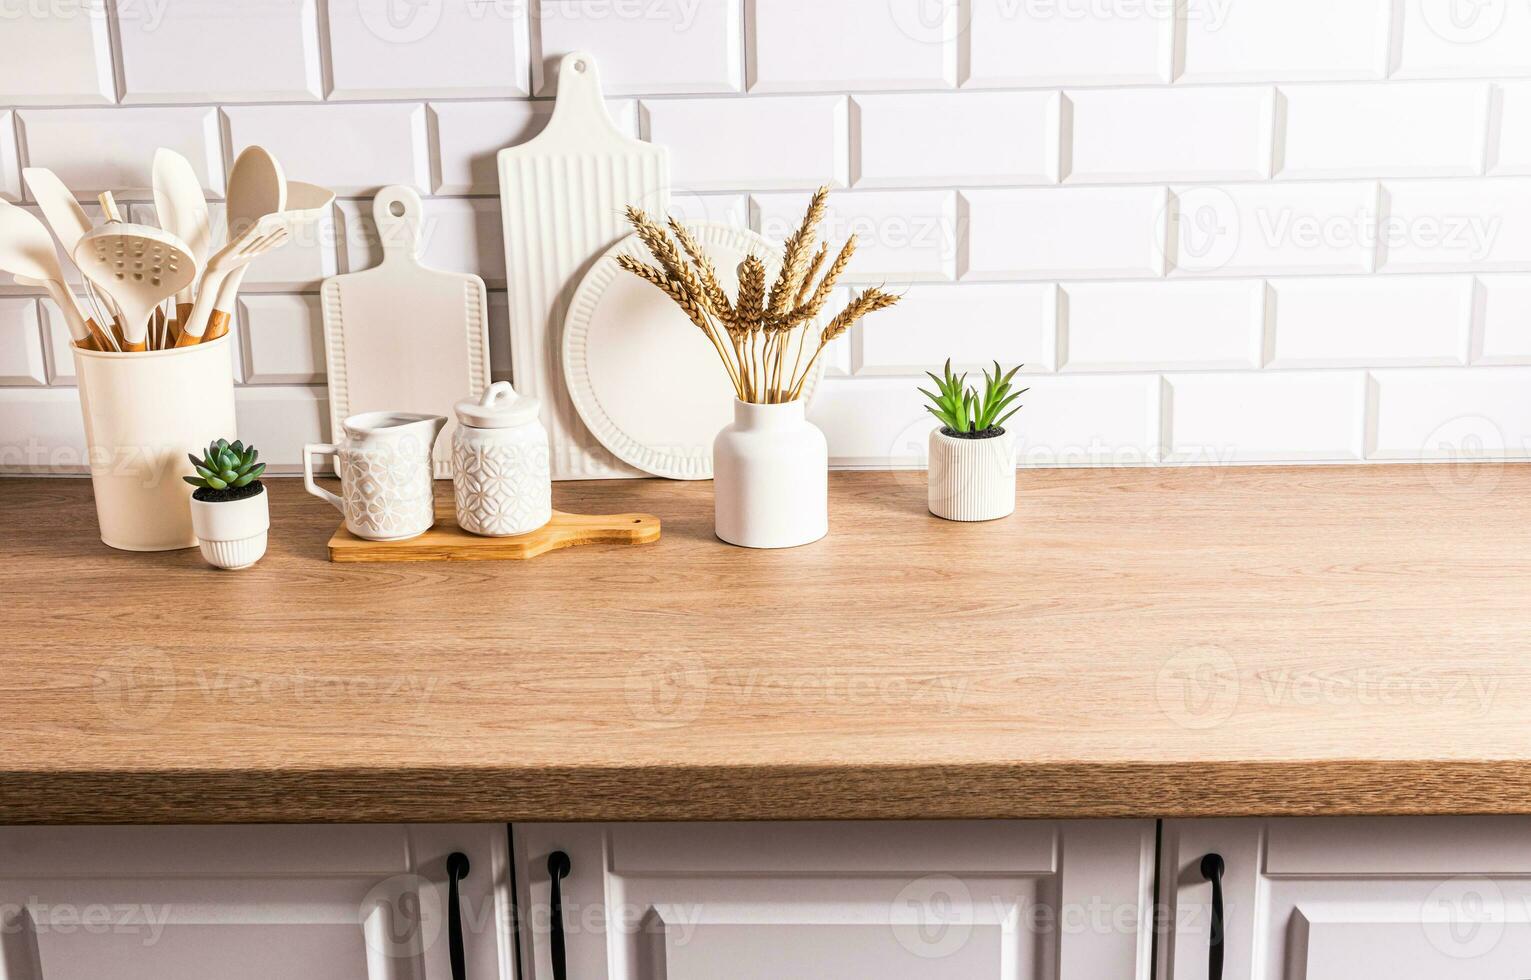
[73,223,197,352]
[20,168,118,351]
[151,147,211,335]
[204,180,330,344]
[203,146,286,343]
[175,222,289,346]
[0,200,108,351]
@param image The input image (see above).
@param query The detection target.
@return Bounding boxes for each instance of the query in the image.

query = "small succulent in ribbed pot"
[919,360,1025,522]
[185,438,270,569]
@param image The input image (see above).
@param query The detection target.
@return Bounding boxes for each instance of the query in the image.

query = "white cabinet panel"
[515,820,1155,980]
[1160,816,1531,980]
[0,824,513,980]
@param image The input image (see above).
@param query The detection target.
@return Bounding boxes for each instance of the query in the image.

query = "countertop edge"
[6,760,1531,824]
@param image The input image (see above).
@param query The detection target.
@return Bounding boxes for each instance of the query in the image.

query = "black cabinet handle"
[447,852,470,980]
[1200,853,1225,980]
[548,851,572,980]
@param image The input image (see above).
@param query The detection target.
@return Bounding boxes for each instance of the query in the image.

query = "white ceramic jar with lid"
[451,381,552,537]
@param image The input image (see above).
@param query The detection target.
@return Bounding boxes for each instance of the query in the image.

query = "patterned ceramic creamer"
[303,412,447,541]
[451,381,552,537]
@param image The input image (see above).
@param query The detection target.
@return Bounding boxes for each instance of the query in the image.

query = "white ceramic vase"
[189,486,270,570]
[72,336,238,551]
[928,428,1017,522]
[712,399,828,549]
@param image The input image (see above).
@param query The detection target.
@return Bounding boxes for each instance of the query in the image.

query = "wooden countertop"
[4,466,1531,824]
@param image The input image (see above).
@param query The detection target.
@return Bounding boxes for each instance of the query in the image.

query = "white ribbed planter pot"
[713,399,828,549]
[189,486,270,570]
[928,428,1017,522]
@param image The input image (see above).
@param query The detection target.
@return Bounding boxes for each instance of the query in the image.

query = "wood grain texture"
[329,506,661,561]
[3,466,1530,824]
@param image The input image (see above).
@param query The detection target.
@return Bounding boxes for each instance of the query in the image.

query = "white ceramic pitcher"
[303,412,447,541]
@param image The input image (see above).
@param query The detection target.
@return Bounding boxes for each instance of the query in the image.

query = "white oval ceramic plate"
[562,221,828,480]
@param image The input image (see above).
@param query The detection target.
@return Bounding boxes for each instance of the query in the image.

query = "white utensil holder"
[73,336,238,551]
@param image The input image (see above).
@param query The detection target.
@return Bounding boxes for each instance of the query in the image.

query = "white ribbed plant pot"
[189,487,270,570]
[928,428,1017,522]
[713,399,828,549]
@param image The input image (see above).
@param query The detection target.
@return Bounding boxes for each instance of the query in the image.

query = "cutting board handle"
[372,185,423,266]
[545,52,627,141]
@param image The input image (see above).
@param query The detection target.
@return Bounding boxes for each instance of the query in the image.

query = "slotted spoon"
[74,223,197,352]
[176,223,289,346]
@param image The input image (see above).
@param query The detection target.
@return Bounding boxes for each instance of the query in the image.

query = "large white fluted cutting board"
[321,185,491,478]
[498,51,669,480]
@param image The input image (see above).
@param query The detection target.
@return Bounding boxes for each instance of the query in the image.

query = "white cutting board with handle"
[321,185,490,478]
[499,51,669,480]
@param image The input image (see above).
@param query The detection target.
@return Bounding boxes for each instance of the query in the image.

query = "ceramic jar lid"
[455,381,541,429]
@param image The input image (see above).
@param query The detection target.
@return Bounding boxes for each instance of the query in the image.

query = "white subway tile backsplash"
[1015,374,1161,467]
[1169,183,1378,276]
[239,294,325,384]
[963,186,1169,280]
[749,0,956,91]
[1166,371,1367,462]
[807,378,932,466]
[1490,83,1531,175]
[433,99,637,195]
[1277,82,1489,179]
[211,203,340,292]
[1,0,1528,473]
[225,104,431,197]
[857,283,1056,375]
[120,0,324,103]
[0,388,87,472]
[339,197,505,286]
[1392,0,1531,78]
[1473,274,1531,364]
[753,190,958,284]
[0,298,46,386]
[327,0,531,99]
[1,113,18,202]
[644,96,849,191]
[0,4,114,105]
[808,371,1147,467]
[967,0,1173,86]
[1369,367,1531,458]
[234,386,330,473]
[38,298,77,385]
[1179,0,1390,82]
[1268,276,1472,367]
[18,108,223,199]
[1060,280,1264,371]
[854,92,1060,188]
[1065,87,1274,183]
[1378,178,1531,272]
[536,0,742,94]
[667,192,749,227]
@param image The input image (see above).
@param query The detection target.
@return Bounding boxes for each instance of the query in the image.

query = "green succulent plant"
[919,359,1026,437]
[184,438,265,491]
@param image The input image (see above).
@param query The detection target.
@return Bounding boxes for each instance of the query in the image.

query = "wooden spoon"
[203,146,286,343]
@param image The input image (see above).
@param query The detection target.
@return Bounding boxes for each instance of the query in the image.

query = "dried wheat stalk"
[619,188,899,404]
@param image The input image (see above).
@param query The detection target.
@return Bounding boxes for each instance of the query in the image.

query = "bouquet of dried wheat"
[617,187,899,404]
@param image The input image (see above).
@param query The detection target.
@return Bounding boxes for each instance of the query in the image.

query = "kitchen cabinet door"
[1159,816,1531,980]
[514,819,1155,980]
[0,824,514,980]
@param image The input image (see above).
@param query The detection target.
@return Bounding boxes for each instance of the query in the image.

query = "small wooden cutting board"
[329,504,660,562]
